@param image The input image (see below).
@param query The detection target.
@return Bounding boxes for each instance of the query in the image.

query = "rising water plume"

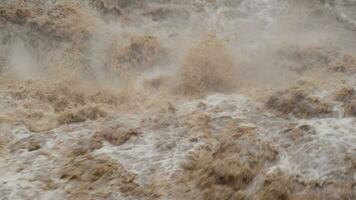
[0,0,355,199]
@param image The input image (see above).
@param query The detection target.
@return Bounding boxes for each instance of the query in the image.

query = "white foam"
[273,118,356,182]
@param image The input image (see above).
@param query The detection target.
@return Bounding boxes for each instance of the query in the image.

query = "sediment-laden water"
[0,0,355,199]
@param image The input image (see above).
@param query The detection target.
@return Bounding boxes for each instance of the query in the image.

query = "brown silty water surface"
[0,0,355,199]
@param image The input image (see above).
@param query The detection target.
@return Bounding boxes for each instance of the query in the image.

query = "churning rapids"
[0,0,355,199]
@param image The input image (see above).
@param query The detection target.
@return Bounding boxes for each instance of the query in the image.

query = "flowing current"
[0,0,355,200]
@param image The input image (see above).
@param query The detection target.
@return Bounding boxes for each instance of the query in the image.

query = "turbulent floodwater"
[0,0,355,200]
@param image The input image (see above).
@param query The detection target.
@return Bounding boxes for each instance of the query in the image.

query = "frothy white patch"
[274,118,356,182]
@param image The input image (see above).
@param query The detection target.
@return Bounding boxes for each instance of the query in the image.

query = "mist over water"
[0,0,355,199]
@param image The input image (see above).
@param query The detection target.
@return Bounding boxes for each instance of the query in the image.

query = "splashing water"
[0,0,355,199]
